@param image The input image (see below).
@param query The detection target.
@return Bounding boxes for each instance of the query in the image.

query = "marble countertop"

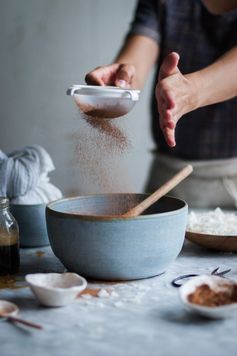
[0,241,237,356]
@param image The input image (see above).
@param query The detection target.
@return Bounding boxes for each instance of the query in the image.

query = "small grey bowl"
[11,204,49,247]
[46,194,188,281]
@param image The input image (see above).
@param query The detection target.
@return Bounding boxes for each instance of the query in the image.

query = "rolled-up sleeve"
[128,0,161,43]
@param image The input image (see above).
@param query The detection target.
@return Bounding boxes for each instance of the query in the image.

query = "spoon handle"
[7,315,43,330]
[122,164,193,218]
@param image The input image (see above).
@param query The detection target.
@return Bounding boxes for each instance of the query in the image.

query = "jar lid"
[0,197,9,208]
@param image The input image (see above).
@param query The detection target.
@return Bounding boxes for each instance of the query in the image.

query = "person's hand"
[156,52,196,147]
[85,63,136,88]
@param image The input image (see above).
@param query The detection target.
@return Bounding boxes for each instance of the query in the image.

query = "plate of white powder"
[186,208,237,252]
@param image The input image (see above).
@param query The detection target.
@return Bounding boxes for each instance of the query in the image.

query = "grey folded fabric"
[0,145,62,204]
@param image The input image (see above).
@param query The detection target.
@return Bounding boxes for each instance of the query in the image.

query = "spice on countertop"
[188,283,237,307]
[0,275,26,290]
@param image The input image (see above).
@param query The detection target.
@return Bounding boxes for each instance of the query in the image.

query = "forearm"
[115,35,159,89]
[189,46,237,109]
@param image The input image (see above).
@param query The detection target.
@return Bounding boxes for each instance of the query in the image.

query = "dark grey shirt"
[129,0,237,160]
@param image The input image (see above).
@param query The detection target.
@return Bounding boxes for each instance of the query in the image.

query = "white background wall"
[0,0,155,196]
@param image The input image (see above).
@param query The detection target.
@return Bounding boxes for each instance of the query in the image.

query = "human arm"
[157,46,237,147]
[85,34,159,90]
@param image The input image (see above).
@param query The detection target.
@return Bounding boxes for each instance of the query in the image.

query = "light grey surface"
[0,0,154,196]
[0,242,237,356]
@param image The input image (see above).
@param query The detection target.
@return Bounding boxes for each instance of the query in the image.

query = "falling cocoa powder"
[188,284,237,307]
[71,110,133,193]
[84,115,128,153]
[70,193,143,218]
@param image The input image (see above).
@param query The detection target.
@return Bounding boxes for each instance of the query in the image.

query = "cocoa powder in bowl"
[74,92,133,119]
[188,283,237,307]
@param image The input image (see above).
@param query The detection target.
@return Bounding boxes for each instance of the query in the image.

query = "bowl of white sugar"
[186,207,237,251]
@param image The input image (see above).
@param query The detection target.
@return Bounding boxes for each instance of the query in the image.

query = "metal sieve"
[67,85,140,119]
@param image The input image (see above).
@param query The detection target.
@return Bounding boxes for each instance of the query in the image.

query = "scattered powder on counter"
[77,280,153,309]
[81,294,93,300]
[113,301,125,308]
[187,207,237,235]
[97,288,111,298]
[79,288,101,298]
[188,283,237,307]
[110,291,119,298]
[79,287,115,299]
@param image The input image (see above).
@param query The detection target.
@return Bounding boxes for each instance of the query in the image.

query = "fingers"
[159,52,180,80]
[85,63,135,88]
[159,107,176,147]
[115,64,136,88]
[156,84,176,147]
[85,66,108,86]
[156,52,181,147]
[163,125,176,147]
[85,63,123,86]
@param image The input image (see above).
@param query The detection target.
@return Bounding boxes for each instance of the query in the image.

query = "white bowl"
[67,85,140,119]
[25,273,87,307]
[179,275,237,319]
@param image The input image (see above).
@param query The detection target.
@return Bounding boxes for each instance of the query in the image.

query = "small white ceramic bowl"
[25,273,87,307]
[179,275,237,319]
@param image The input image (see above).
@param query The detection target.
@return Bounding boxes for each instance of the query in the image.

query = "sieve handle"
[66,85,81,96]
[125,90,140,101]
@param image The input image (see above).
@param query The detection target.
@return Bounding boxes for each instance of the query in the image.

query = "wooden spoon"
[122,165,193,218]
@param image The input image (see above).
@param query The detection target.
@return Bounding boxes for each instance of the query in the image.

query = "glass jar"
[0,197,20,274]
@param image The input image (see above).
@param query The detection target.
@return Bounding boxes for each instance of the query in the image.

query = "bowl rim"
[10,203,47,208]
[46,193,188,222]
[67,84,140,99]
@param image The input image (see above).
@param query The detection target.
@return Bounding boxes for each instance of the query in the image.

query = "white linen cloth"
[0,145,62,204]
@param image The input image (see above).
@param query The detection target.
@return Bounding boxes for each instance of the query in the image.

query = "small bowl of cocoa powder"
[179,275,237,318]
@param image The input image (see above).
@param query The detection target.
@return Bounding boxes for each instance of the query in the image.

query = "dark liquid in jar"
[0,243,20,275]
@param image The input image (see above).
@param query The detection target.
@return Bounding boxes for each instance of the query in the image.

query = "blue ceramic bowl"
[46,194,188,280]
[11,204,49,247]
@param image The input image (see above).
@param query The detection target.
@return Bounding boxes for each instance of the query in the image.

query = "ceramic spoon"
[122,164,193,218]
[0,300,43,330]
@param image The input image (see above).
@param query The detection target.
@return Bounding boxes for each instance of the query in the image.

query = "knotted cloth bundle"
[0,145,62,204]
